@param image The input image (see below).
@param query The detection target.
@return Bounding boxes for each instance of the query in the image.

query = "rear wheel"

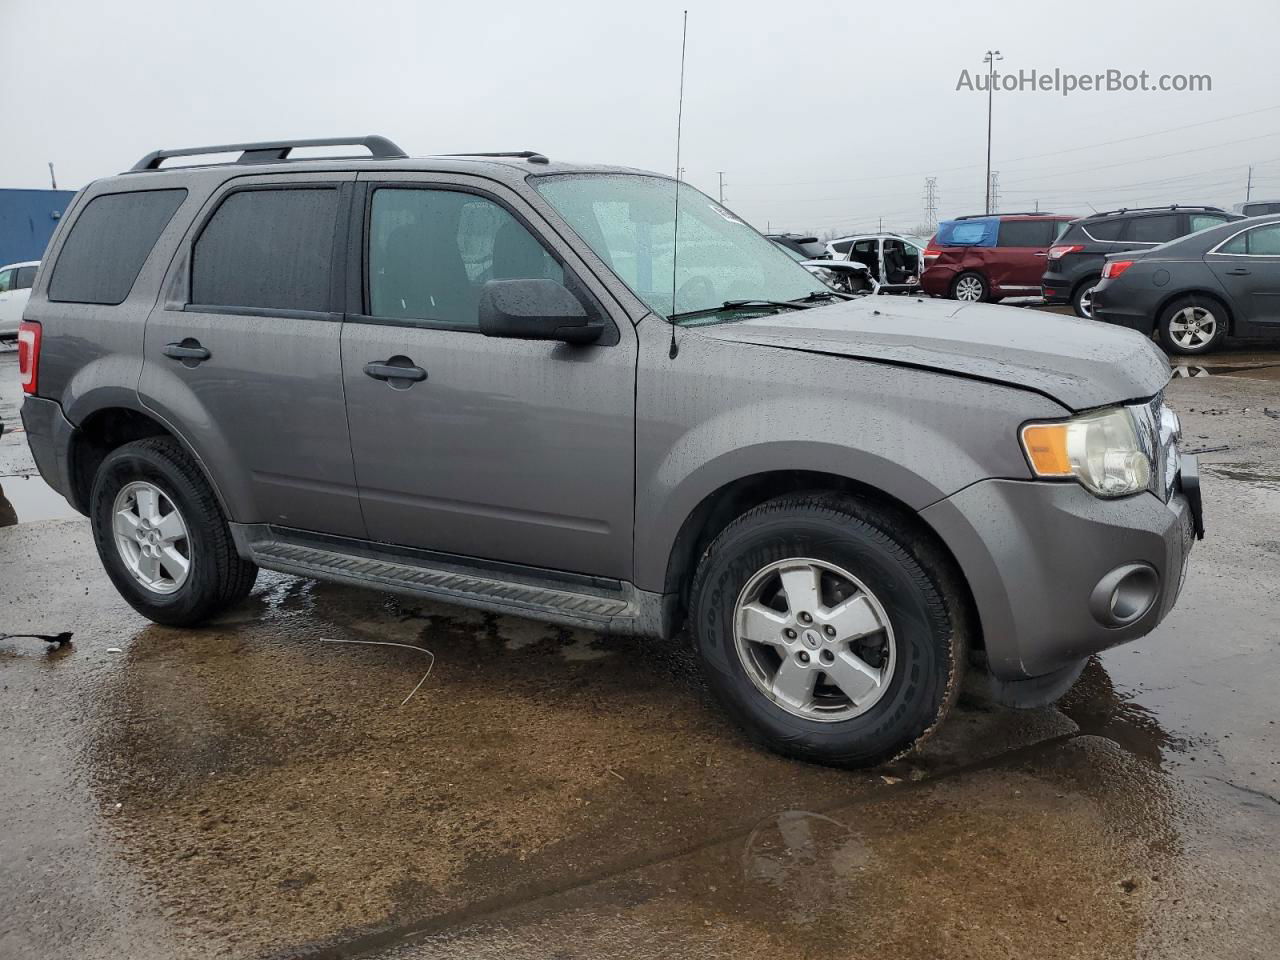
[1158,297,1227,355]
[951,271,988,302]
[1071,278,1100,319]
[689,493,967,767]
[90,437,257,626]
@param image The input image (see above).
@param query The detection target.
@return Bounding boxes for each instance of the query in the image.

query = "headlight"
[1020,407,1152,498]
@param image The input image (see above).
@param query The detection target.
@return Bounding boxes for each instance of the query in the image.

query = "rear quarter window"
[1084,219,1126,241]
[48,189,187,305]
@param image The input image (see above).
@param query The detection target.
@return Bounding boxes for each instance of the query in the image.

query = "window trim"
[47,187,188,306]
[1209,221,1280,258]
[349,180,616,344]
[184,180,347,320]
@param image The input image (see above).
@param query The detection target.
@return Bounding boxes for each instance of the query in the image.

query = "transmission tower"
[988,170,1000,213]
[717,171,727,204]
[923,177,938,230]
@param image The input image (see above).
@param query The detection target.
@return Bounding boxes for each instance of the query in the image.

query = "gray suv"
[18,136,1202,767]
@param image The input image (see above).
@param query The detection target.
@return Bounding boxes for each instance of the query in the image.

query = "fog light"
[1089,564,1159,628]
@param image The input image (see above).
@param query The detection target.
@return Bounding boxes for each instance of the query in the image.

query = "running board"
[230,524,667,636]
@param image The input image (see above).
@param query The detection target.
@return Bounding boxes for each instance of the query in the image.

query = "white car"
[826,234,926,293]
[0,261,39,338]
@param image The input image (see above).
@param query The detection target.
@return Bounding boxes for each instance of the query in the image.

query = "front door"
[140,173,365,537]
[1205,222,1280,329]
[340,175,637,579]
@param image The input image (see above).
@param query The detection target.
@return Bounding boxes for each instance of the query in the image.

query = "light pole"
[984,49,1003,215]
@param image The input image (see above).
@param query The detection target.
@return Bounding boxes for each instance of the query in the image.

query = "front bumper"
[922,470,1197,680]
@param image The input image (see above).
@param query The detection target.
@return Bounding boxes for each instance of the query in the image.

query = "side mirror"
[478,278,604,345]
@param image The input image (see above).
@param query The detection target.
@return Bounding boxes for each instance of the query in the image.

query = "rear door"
[1205,222,1280,329]
[340,172,637,578]
[140,172,365,537]
[990,219,1061,294]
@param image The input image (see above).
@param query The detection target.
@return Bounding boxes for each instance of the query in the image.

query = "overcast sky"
[4,0,1277,237]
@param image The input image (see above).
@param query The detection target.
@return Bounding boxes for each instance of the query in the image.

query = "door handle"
[1034,252,1048,257]
[163,339,211,364]
[364,359,427,383]
[1225,268,1251,276]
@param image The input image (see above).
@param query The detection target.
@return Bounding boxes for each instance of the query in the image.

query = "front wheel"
[90,437,257,626]
[1158,297,1227,355]
[689,493,967,767]
[951,271,988,302]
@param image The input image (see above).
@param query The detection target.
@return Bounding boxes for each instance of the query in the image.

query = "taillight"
[17,321,41,395]
[923,243,941,263]
[1102,259,1135,280]
[1048,244,1083,260]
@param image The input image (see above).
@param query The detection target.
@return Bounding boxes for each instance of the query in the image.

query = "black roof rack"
[1087,204,1226,218]
[443,150,550,165]
[953,211,1053,220]
[128,135,408,172]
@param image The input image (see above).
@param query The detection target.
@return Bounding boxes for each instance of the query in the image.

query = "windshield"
[534,174,827,321]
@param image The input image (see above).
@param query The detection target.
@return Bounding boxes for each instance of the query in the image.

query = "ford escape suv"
[1041,206,1239,318]
[19,136,1202,768]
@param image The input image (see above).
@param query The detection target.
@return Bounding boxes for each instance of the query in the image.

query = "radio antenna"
[668,10,688,360]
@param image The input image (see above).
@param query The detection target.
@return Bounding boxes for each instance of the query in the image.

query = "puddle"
[1172,361,1280,380]
[0,473,80,525]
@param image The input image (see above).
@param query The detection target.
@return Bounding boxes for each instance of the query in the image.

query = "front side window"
[14,266,36,290]
[534,174,825,320]
[191,187,337,313]
[0,269,12,293]
[1221,224,1280,256]
[48,189,187,305]
[368,188,562,325]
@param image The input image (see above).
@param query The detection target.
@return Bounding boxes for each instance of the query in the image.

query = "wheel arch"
[68,404,230,518]
[1154,288,1236,336]
[658,469,982,651]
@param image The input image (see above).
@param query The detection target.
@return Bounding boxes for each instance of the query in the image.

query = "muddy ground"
[2,339,1279,959]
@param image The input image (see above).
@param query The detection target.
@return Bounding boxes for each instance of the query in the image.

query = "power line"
[731,103,1280,191]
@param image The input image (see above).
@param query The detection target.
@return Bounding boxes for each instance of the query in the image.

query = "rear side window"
[997,220,1057,247]
[1241,202,1280,217]
[192,187,338,313]
[1085,219,1126,241]
[831,240,854,254]
[1189,214,1229,233]
[15,266,36,290]
[48,189,187,305]
[1126,215,1180,243]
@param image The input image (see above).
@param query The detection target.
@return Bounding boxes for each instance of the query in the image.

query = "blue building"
[0,188,77,266]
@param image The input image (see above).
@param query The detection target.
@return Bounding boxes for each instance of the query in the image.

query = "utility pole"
[878,216,883,232]
[923,177,938,230]
[717,171,726,204]
[983,49,1003,215]
[1247,165,1254,201]
[48,162,57,190]
[988,171,1001,213]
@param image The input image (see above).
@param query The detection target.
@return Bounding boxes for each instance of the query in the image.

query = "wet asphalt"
[1,337,1279,959]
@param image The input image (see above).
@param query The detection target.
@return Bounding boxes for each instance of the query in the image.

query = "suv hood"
[691,297,1170,411]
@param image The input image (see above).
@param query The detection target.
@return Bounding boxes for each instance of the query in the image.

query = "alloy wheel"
[112,481,191,595]
[954,275,984,301]
[733,558,896,722]
[1169,306,1218,350]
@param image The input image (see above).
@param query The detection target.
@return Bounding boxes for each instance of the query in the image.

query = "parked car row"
[1092,213,1280,354]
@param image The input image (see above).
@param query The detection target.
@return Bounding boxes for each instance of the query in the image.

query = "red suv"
[922,214,1074,302]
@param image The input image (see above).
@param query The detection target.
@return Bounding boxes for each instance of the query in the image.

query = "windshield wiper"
[794,289,855,303]
[669,299,815,322]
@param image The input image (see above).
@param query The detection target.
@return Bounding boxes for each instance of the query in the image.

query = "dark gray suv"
[18,136,1202,767]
